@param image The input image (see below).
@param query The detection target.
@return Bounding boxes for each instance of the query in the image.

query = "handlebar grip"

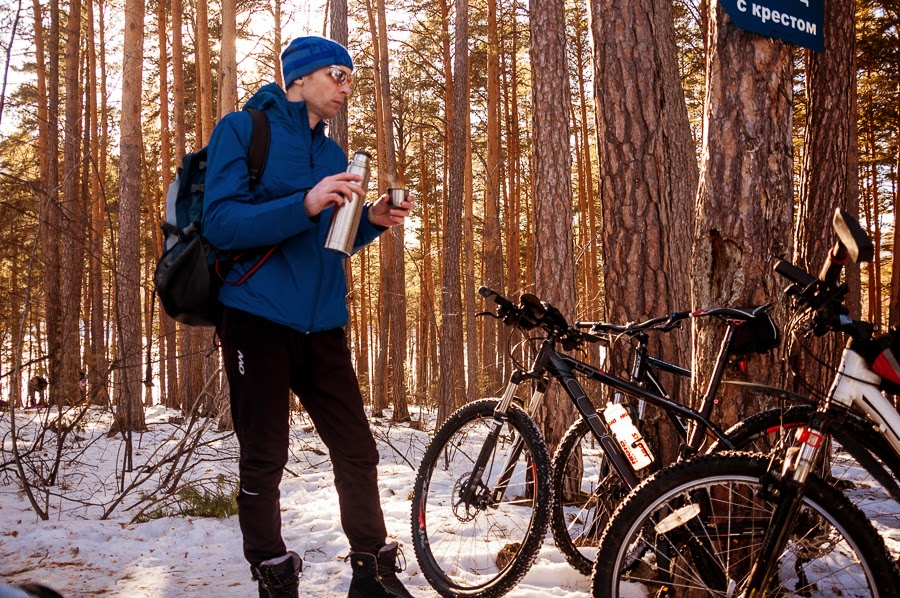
[774,260,816,287]
[478,285,514,310]
[818,243,848,286]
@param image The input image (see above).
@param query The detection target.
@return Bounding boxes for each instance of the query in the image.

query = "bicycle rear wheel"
[549,417,630,576]
[591,452,899,597]
[549,405,821,578]
[411,399,551,597]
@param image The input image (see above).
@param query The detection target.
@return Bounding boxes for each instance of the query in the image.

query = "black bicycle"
[550,312,900,576]
[590,209,900,597]
[411,287,813,596]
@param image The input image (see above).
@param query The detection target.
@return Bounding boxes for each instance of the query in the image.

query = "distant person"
[202,36,415,598]
[78,371,87,401]
[27,376,48,407]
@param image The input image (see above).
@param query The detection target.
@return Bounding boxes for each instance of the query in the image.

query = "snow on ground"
[3,403,899,597]
[0,405,590,597]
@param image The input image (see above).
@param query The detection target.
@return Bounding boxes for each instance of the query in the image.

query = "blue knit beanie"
[281,36,353,90]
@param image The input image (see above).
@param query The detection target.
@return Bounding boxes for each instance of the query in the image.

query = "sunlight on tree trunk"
[691,0,792,426]
[529,0,576,454]
[114,0,147,434]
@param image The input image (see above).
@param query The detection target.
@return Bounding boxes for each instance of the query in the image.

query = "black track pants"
[220,308,387,566]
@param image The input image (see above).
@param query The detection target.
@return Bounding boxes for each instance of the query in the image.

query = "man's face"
[298,65,353,124]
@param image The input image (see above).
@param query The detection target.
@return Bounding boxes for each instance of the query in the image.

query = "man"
[202,36,415,598]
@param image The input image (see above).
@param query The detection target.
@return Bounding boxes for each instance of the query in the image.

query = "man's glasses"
[326,66,353,87]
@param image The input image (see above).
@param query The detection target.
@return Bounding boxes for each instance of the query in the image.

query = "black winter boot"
[347,542,414,598]
[252,551,303,598]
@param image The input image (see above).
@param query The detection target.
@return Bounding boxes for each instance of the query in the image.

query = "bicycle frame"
[472,329,737,506]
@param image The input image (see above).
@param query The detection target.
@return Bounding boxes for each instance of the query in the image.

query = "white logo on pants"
[238,350,245,375]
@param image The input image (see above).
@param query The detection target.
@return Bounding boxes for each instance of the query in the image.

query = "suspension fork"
[458,371,548,508]
[743,410,832,596]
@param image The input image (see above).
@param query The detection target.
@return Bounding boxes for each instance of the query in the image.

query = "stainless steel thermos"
[324,150,372,256]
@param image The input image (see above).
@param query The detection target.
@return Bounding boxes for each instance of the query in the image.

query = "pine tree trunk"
[500,11,521,385]
[58,0,84,407]
[220,0,237,115]
[691,0,792,426]
[574,24,599,322]
[375,0,409,421]
[195,0,213,145]
[529,0,577,453]
[592,0,697,465]
[169,0,185,409]
[272,0,284,88]
[30,0,50,405]
[329,0,348,151]
[156,0,177,409]
[891,79,900,328]
[463,111,477,402]
[86,0,109,406]
[436,0,469,427]
[115,0,147,432]
[868,128,882,327]
[44,0,62,406]
[481,0,503,393]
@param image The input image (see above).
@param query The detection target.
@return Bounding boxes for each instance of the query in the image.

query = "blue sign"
[721,0,824,52]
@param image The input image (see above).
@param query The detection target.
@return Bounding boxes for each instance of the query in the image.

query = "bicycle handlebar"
[773,208,877,340]
[478,286,604,349]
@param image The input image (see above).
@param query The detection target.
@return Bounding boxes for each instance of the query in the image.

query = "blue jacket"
[202,83,383,333]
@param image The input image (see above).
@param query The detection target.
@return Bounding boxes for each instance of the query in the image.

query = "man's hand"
[368,194,416,228]
[304,172,367,217]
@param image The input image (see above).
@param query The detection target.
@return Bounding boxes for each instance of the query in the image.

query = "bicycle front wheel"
[591,452,899,598]
[411,399,552,597]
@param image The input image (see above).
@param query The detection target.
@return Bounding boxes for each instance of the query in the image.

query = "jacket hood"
[244,82,327,135]
[244,82,285,111]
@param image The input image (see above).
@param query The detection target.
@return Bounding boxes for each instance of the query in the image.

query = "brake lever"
[475,311,498,319]
[660,320,683,332]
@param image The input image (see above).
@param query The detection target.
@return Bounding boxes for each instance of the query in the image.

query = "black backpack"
[155,108,274,327]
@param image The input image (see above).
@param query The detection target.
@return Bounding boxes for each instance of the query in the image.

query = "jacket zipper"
[308,126,324,332]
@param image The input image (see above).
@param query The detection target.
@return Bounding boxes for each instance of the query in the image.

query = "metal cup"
[387,187,409,207]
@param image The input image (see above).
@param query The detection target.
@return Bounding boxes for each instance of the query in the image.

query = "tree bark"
[43,0,62,406]
[529,0,577,453]
[794,0,857,398]
[59,0,85,406]
[156,0,176,409]
[329,0,348,151]
[592,0,697,464]
[115,0,147,432]
[480,0,503,394]
[436,0,469,427]
[195,0,213,145]
[220,0,237,115]
[691,1,792,427]
[463,110,477,401]
[86,0,109,406]
[374,0,409,422]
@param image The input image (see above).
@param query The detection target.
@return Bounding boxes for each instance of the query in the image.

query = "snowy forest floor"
[1,404,898,597]
[0,405,590,597]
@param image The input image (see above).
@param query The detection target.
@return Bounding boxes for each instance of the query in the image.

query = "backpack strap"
[246,108,271,186]
[213,108,277,285]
